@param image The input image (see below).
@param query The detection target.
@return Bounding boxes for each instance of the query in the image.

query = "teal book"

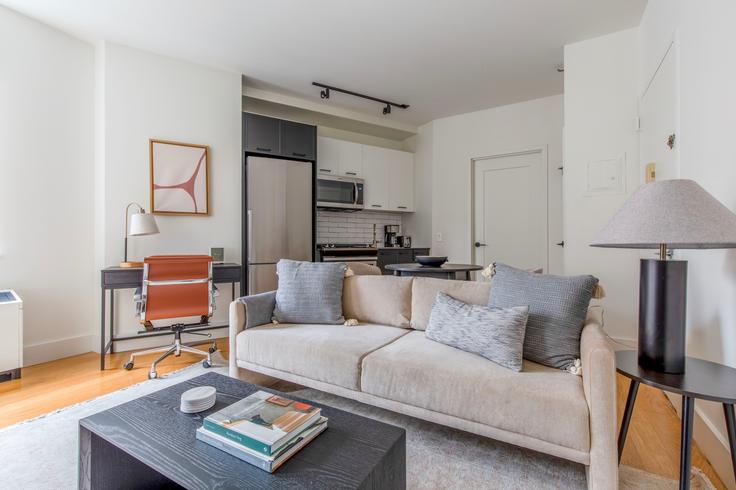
[202,390,321,456]
[196,417,328,473]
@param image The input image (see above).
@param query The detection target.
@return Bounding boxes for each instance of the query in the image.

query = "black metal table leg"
[109,290,114,354]
[618,379,640,462]
[100,288,106,370]
[723,403,736,485]
[680,396,695,490]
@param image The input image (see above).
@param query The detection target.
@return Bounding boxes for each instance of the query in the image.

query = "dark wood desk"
[79,372,406,489]
[99,263,241,370]
[617,350,736,490]
[385,263,483,280]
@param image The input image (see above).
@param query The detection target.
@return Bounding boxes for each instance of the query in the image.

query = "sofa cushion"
[273,260,347,324]
[411,277,492,330]
[425,292,529,372]
[360,330,590,452]
[343,275,413,328]
[236,323,409,390]
[489,263,599,369]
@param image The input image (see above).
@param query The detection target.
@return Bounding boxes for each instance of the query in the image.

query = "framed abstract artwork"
[149,139,209,216]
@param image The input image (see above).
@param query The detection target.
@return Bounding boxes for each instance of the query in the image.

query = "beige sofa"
[229,275,617,489]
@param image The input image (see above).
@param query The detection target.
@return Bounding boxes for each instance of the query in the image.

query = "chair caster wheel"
[202,360,212,369]
[123,362,134,371]
[148,371,157,379]
[208,346,217,354]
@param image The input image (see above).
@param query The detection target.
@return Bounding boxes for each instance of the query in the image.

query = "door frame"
[470,145,549,275]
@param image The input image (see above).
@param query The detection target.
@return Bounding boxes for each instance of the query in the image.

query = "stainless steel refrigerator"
[246,156,313,294]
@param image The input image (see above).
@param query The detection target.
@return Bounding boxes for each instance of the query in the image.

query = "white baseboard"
[23,334,95,366]
[609,336,636,349]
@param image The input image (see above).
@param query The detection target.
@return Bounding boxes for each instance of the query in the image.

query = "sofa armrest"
[580,309,617,489]
[228,291,276,377]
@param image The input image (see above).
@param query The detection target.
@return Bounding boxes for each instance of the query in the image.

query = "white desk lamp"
[121,202,159,268]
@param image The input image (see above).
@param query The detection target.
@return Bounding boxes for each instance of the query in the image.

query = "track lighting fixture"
[312,82,409,116]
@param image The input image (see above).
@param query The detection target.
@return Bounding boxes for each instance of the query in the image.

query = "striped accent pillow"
[273,260,347,324]
[425,292,529,372]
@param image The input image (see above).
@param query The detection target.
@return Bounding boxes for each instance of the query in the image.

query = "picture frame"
[149,139,210,216]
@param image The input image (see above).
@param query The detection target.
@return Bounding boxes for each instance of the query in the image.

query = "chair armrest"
[580,309,618,489]
[228,291,276,377]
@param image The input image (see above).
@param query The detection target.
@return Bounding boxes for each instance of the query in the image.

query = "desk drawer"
[101,269,143,288]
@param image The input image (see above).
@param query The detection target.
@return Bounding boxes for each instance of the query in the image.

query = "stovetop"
[317,243,376,250]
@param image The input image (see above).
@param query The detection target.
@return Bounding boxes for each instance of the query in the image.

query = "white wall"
[97,42,242,350]
[0,6,95,364]
[402,123,434,248]
[425,95,564,273]
[563,29,640,342]
[639,2,736,486]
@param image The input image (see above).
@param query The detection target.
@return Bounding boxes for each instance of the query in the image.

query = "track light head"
[382,104,391,115]
[320,88,330,99]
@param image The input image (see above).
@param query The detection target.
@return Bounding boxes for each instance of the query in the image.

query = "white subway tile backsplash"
[316,209,403,245]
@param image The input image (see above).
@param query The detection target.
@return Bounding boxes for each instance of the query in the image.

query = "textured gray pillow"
[239,290,276,328]
[273,260,347,324]
[425,292,529,372]
[488,263,598,369]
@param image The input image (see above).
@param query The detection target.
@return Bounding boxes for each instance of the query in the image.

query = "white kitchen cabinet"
[317,137,363,177]
[339,141,363,177]
[318,136,414,213]
[316,137,340,175]
[388,149,414,212]
[362,145,390,210]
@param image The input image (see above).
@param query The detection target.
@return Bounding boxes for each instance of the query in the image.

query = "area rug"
[0,356,715,489]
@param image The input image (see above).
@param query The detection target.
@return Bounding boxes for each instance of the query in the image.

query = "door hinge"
[634,117,642,132]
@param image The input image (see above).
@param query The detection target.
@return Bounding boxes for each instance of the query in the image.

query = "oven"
[316,175,364,211]
[318,244,377,266]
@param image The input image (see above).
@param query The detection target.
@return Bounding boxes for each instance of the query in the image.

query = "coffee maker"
[384,225,400,247]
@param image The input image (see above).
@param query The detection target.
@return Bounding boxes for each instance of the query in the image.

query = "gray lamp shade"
[591,179,736,249]
[129,212,159,236]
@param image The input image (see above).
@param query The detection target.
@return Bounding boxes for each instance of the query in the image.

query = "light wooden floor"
[0,343,725,488]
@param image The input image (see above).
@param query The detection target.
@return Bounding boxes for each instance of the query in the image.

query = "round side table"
[385,263,483,280]
[616,350,736,490]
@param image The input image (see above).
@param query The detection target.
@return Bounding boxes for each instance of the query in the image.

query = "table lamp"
[591,179,736,373]
[121,202,159,268]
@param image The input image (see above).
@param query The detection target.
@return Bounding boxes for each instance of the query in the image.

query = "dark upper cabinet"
[280,120,316,160]
[243,113,316,161]
[244,113,279,155]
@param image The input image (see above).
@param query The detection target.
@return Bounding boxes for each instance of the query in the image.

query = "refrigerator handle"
[247,209,253,263]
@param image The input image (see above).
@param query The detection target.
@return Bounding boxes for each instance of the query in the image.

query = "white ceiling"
[2,0,646,126]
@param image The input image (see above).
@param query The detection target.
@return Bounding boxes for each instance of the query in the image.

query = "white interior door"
[640,41,679,181]
[473,149,548,273]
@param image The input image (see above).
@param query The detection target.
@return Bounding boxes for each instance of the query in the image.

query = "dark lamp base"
[638,258,687,374]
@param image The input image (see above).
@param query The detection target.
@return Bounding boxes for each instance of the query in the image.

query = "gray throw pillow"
[488,263,598,369]
[273,260,347,324]
[425,292,529,372]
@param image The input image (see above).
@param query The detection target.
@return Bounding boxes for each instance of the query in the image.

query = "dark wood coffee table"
[78,372,406,489]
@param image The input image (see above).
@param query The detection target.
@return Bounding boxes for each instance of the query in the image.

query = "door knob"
[474,242,487,247]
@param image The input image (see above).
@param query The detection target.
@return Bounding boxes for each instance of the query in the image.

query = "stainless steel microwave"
[316,175,364,211]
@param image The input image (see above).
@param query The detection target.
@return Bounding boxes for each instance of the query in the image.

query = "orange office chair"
[123,255,218,379]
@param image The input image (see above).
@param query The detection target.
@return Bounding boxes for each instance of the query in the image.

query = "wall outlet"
[435,232,443,243]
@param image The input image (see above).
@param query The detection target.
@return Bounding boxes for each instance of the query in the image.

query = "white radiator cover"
[0,290,23,373]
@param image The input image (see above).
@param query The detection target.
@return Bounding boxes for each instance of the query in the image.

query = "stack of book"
[196,390,327,473]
